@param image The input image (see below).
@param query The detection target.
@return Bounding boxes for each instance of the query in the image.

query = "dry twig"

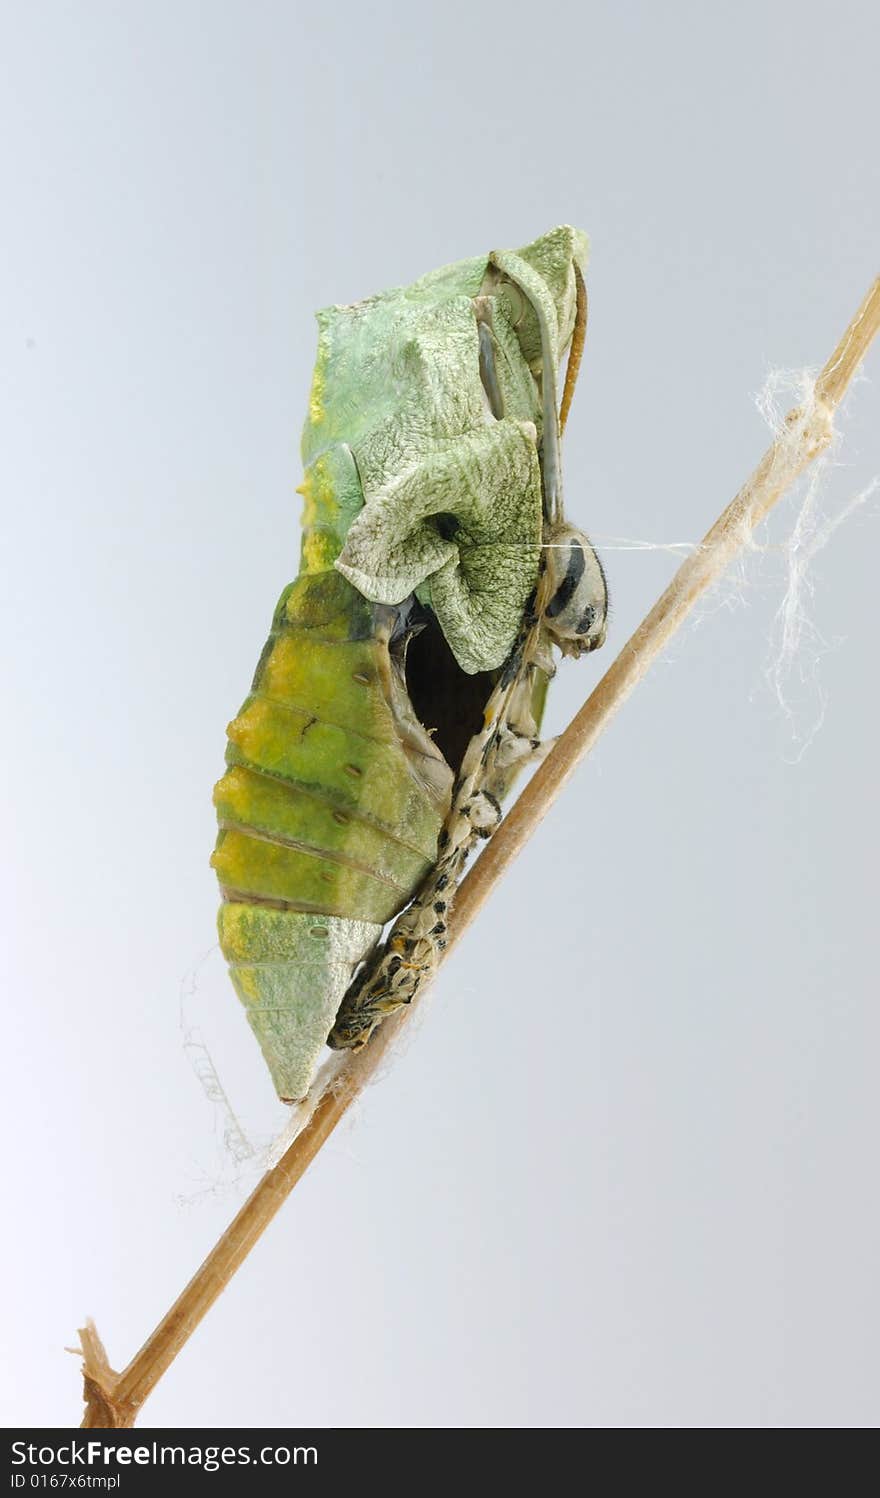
[78,275,880,1428]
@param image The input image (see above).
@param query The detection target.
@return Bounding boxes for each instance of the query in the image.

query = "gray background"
[2,0,878,1429]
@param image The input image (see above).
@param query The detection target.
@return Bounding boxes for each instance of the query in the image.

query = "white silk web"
[753,368,877,756]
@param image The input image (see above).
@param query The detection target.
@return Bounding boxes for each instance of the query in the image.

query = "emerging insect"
[212,226,608,1101]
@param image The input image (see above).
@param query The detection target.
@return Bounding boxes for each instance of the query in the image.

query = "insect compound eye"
[541,523,608,657]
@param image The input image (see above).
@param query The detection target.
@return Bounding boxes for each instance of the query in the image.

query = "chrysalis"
[211,226,607,1100]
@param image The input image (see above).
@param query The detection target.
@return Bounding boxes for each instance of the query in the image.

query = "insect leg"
[328,615,549,1050]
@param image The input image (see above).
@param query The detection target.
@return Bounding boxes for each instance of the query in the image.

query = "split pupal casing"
[212,225,591,1102]
[212,573,452,1102]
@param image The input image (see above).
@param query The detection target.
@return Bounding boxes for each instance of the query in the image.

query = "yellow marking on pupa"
[301,528,339,573]
[307,337,328,425]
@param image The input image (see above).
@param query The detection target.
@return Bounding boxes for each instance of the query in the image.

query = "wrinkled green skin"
[213,226,587,1101]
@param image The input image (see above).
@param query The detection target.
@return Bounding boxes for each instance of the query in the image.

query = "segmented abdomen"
[212,568,451,1101]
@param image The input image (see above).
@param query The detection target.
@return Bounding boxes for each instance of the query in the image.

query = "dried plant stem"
[78,276,880,1428]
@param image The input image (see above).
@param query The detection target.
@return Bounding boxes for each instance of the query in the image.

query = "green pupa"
[212,226,608,1101]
